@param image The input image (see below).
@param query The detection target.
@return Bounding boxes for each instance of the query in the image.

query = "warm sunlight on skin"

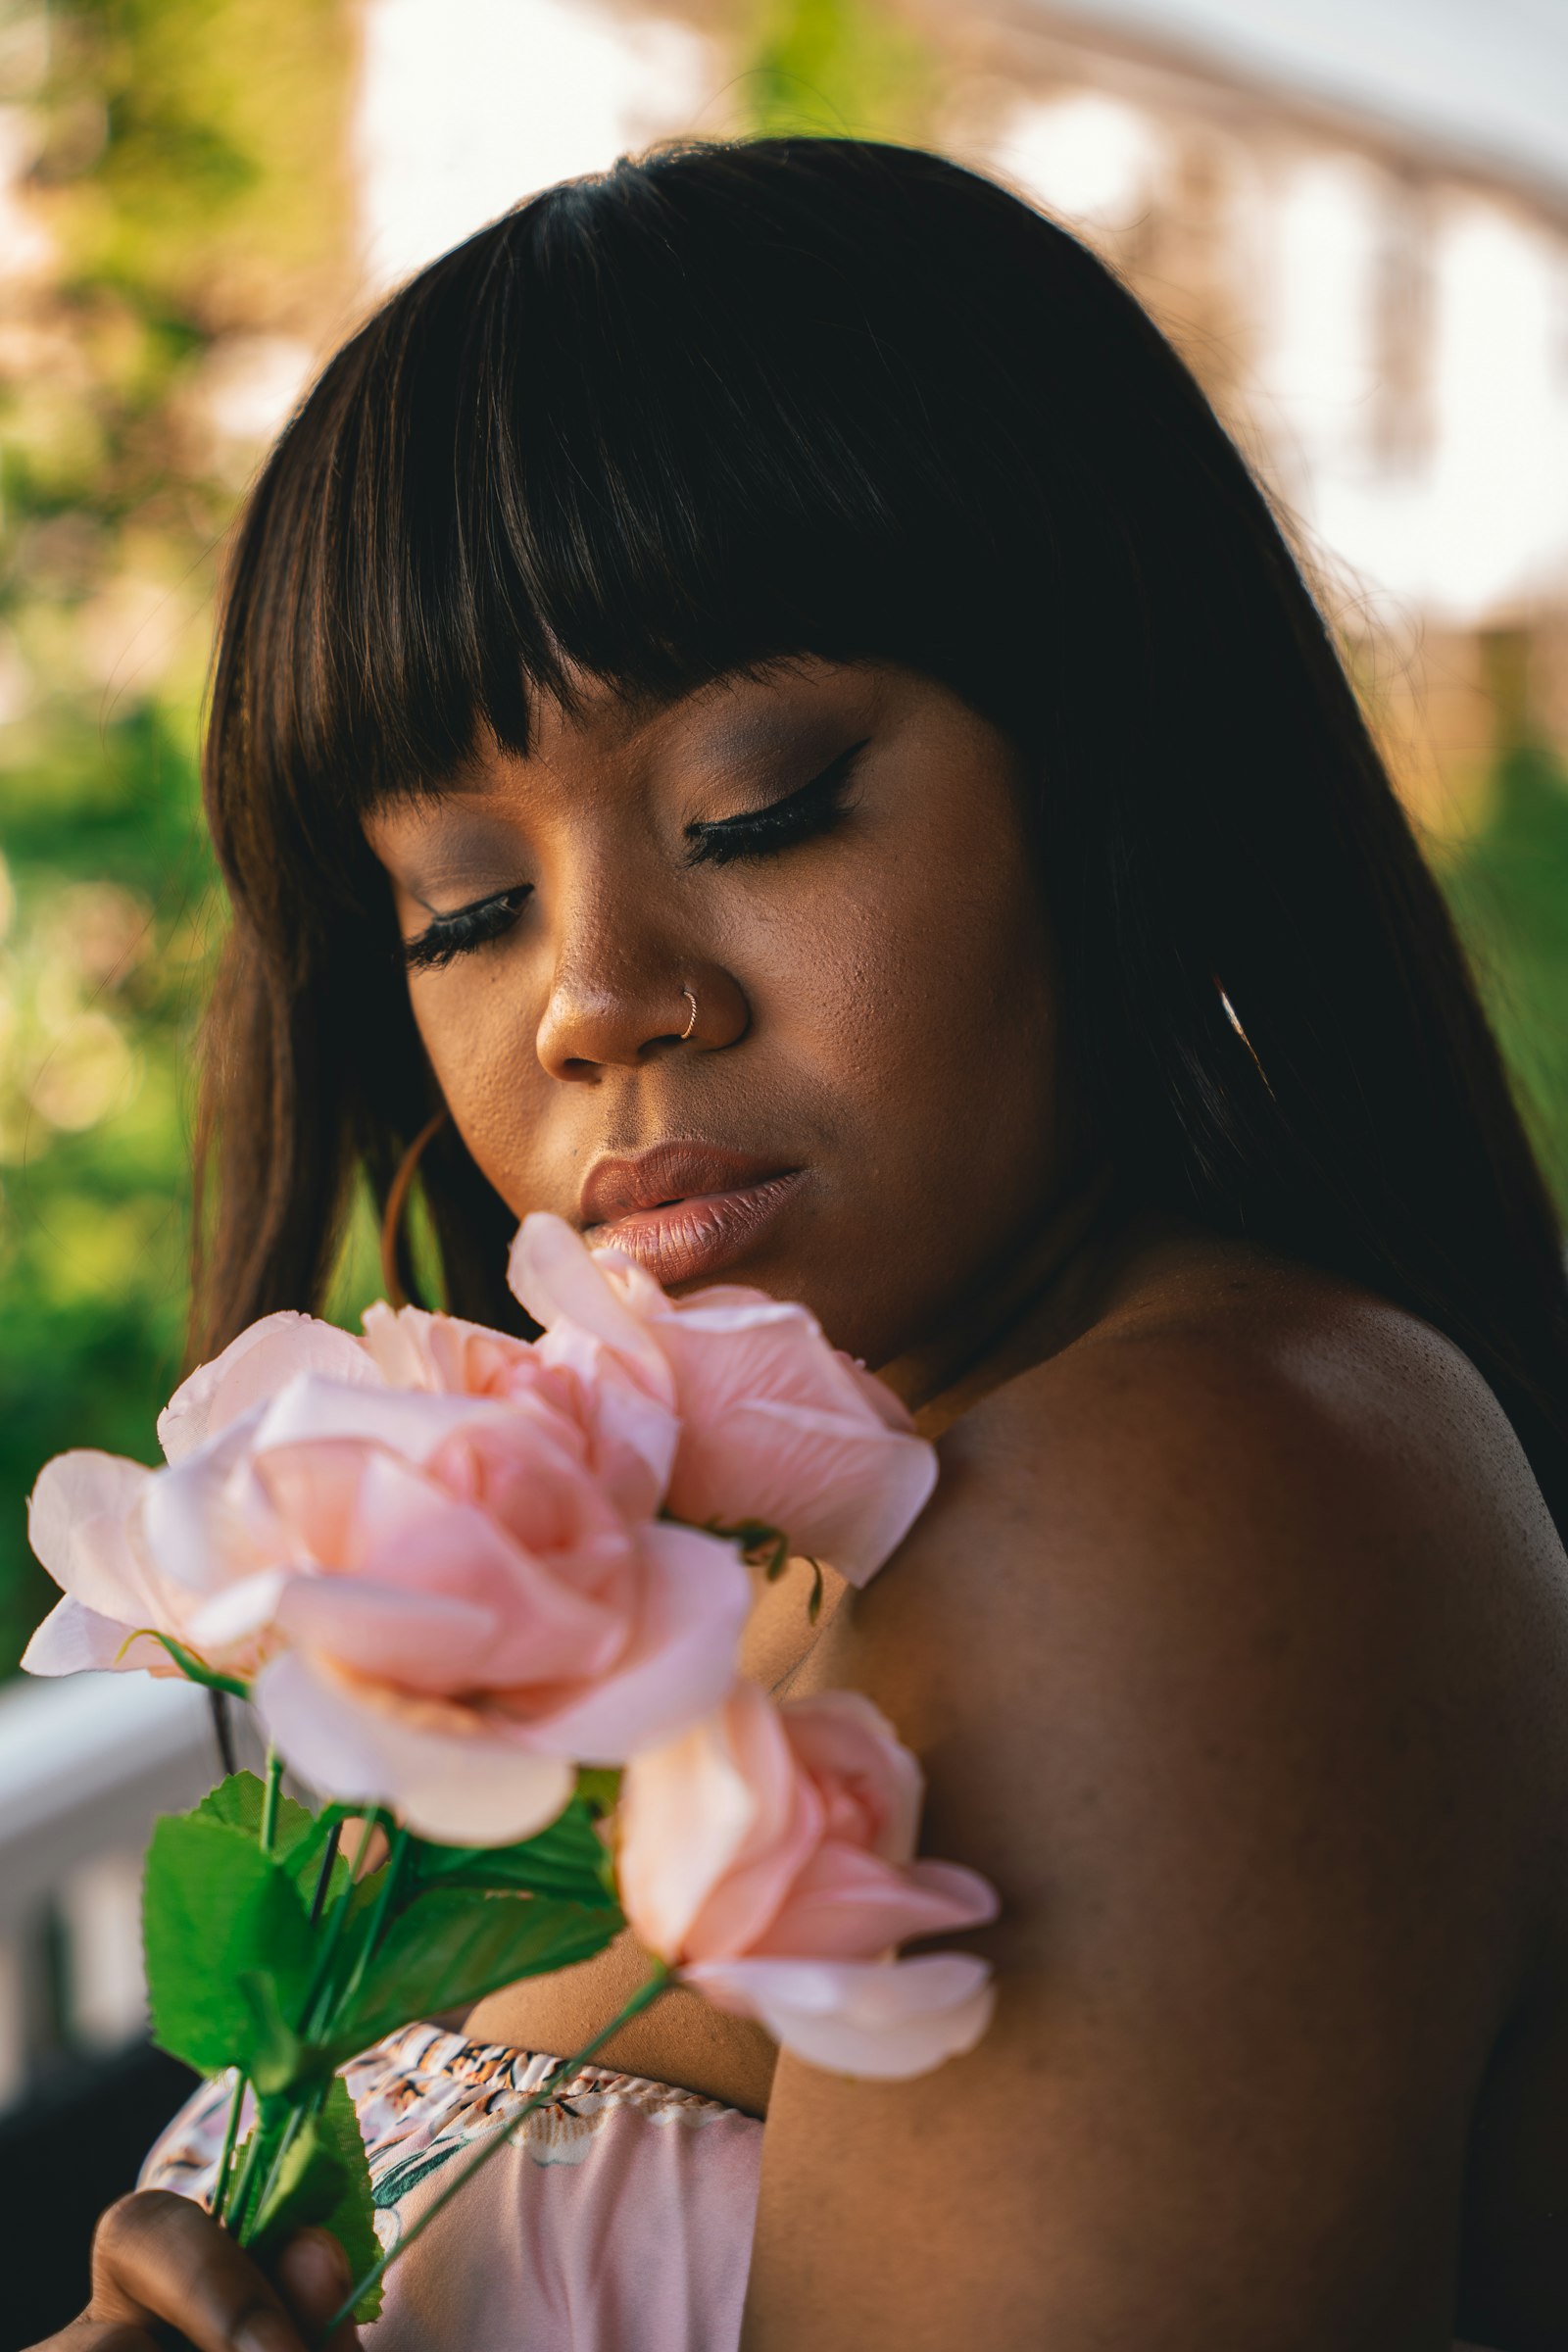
[363,658,1082,1375]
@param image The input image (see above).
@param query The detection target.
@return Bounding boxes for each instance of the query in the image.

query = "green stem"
[299,1812,382,2039]
[324,1824,409,2034]
[260,1748,283,1855]
[322,1963,672,2337]
[225,2101,268,2237]
[216,1751,284,2231]
[307,1821,342,1928]
[241,1813,391,2249]
[209,2069,248,2229]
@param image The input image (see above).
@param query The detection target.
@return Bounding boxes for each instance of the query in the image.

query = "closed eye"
[683,738,870,868]
[403,883,532,971]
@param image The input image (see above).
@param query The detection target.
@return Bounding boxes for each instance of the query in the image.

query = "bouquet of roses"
[22,1212,998,2328]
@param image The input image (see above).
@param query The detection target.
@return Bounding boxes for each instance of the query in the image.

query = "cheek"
[802,829,1056,1160]
[408,971,544,1212]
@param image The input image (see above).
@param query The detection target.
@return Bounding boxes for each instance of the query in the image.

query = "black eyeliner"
[683,736,870,867]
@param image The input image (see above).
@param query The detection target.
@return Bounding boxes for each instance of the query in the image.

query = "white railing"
[0,1671,228,2111]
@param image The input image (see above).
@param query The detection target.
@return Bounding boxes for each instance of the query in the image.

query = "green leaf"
[195,1776,361,1915]
[195,1770,313,1854]
[413,1797,619,1907]
[143,1817,317,2077]
[235,1973,313,2101]
[313,2078,385,2324]
[246,2079,383,2322]
[330,1891,619,2058]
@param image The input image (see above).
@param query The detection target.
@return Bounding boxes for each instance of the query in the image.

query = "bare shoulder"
[819,1234,1568,1979]
[746,1250,1568,2342]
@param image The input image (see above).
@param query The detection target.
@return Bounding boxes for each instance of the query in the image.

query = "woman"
[38,135,1568,2351]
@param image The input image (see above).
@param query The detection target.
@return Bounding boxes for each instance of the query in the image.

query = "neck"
[876,1158,1150,1438]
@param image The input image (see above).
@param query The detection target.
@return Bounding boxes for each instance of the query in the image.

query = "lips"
[579,1144,805,1286]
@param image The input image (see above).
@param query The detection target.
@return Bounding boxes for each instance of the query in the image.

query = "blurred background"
[1,0,1566,2330]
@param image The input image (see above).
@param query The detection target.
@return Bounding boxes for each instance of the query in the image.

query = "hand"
[32,2191,363,2351]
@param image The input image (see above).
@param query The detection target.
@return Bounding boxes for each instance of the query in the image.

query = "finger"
[38,2326,166,2351]
[274,2230,364,2351]
[90,2189,312,2351]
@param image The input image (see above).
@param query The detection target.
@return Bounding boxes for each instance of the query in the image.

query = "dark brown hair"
[191,134,1568,1541]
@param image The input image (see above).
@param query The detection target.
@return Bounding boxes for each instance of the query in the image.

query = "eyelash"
[401,740,868,970]
[682,738,868,868]
[403,885,532,972]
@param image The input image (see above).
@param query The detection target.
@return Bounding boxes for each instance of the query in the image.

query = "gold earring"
[1211,975,1275,1102]
[379,1105,451,1308]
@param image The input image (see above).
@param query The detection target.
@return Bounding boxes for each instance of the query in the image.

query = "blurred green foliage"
[1441,742,1568,1218]
[744,0,937,140]
[2,0,1568,1685]
[0,0,353,1673]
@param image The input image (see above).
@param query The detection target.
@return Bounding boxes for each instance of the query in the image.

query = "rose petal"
[838,1351,920,1435]
[618,1679,827,1963]
[339,1450,626,1687]
[523,1523,752,1762]
[27,1451,158,1622]
[159,1312,378,1463]
[140,1413,272,1594]
[186,1568,290,1655]
[680,1953,996,2078]
[359,1300,541,1397]
[508,1214,674,1403]
[676,1686,824,1960]
[430,1419,631,1578]
[532,1334,678,1518]
[253,1650,574,1844]
[273,1575,498,1690]
[616,1701,760,1959]
[669,1396,937,1587]
[22,1593,142,1676]
[748,1846,1000,1959]
[249,1373,517,1465]
[780,1689,925,1862]
[249,1438,373,1567]
[653,1297,860,1414]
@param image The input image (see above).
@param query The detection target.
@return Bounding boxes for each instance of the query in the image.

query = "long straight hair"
[191,134,1568,1544]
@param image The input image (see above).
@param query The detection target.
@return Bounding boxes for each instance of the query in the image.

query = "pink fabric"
[140,2024,761,2350]
[140,2026,1503,2348]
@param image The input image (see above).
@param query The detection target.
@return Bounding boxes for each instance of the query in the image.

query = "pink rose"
[361,1298,675,1521]
[616,1677,998,2077]
[359,1300,541,1400]
[156,1307,381,1464]
[24,1309,377,1684]
[502,1219,682,1521]
[25,1314,751,1844]
[509,1215,937,1585]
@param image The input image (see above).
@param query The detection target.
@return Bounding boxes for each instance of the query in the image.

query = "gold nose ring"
[680,987,698,1041]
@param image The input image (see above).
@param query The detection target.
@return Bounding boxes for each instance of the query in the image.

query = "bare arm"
[743,1329,1535,2349]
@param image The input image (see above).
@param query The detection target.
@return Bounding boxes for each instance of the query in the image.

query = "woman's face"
[364,657,1067,1369]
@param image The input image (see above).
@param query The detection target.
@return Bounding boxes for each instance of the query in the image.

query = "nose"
[535,910,749,1080]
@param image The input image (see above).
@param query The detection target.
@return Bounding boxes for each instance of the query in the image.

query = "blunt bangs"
[207,138,1136,945]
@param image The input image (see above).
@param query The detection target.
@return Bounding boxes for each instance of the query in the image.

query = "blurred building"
[949,0,1568,840]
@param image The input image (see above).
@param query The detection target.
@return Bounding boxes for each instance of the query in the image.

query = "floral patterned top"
[140,2021,763,2350]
